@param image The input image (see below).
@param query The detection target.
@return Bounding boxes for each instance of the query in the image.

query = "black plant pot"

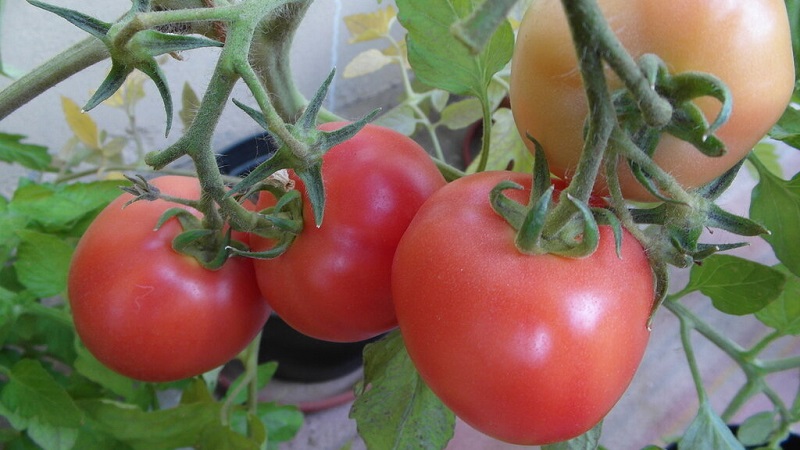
[218,133,377,383]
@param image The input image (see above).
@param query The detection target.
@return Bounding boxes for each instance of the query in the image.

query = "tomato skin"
[68,176,270,382]
[510,0,795,201]
[392,171,654,445]
[250,123,447,343]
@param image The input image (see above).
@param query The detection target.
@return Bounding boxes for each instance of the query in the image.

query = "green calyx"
[229,68,379,227]
[489,140,622,259]
[27,0,223,137]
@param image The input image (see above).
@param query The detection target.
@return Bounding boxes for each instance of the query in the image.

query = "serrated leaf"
[396,0,513,97]
[466,108,533,173]
[62,96,99,150]
[344,6,396,43]
[14,230,73,298]
[0,359,82,450]
[750,155,800,277]
[755,265,800,335]
[180,82,200,131]
[685,254,786,315]
[350,331,455,449]
[0,133,52,171]
[9,180,124,233]
[344,48,395,79]
[678,403,745,450]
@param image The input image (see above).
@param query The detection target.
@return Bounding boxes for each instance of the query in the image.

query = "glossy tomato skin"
[392,171,654,445]
[250,123,447,343]
[68,176,270,382]
[510,0,795,201]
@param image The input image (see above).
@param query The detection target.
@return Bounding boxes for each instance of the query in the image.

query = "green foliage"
[350,331,455,449]
[755,265,800,335]
[750,153,800,277]
[678,403,745,450]
[683,254,786,315]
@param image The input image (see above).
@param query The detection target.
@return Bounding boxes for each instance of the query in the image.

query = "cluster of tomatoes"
[66,0,794,445]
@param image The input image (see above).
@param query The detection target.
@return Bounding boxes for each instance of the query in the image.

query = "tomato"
[392,171,654,445]
[250,123,447,343]
[510,0,795,201]
[68,176,270,382]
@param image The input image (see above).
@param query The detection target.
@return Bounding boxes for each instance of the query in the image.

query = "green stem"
[540,0,616,238]
[759,356,800,374]
[0,37,108,120]
[249,0,317,123]
[678,313,708,403]
[474,93,493,173]
[664,299,746,361]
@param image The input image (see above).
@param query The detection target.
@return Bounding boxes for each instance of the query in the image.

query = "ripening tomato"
[510,0,795,200]
[392,171,654,445]
[250,123,447,343]
[68,176,269,382]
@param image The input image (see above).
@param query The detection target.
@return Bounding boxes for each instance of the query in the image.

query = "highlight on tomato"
[392,170,655,445]
[68,176,270,382]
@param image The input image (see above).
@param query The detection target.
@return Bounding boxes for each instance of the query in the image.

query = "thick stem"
[249,0,314,123]
[0,37,108,120]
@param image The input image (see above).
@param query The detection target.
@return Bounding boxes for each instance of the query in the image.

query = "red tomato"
[510,0,795,200]
[392,171,654,445]
[250,123,447,343]
[68,176,269,382]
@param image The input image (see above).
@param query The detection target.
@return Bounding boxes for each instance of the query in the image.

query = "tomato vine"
[0,0,798,448]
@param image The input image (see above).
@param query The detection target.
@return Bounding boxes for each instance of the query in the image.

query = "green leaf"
[749,154,800,276]
[755,265,800,335]
[396,0,513,97]
[14,230,73,298]
[736,411,774,447]
[78,398,223,450]
[685,255,786,315]
[542,421,602,450]
[0,133,52,171]
[350,331,455,449]
[73,342,152,408]
[0,359,82,450]
[769,104,800,150]
[230,403,303,450]
[678,403,744,450]
[196,422,260,450]
[9,180,124,234]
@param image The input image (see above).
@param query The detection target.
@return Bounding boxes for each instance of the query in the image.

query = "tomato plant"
[391,171,654,445]
[250,122,447,343]
[68,176,270,382]
[510,0,795,200]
